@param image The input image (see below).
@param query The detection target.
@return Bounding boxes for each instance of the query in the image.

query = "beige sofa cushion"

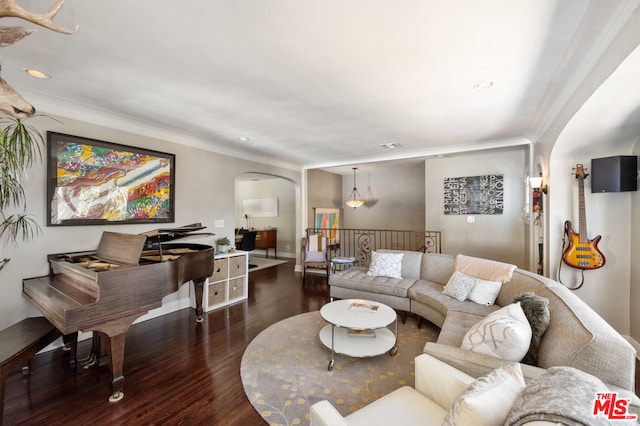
[420,252,455,284]
[330,267,416,298]
[409,280,498,321]
[437,310,496,346]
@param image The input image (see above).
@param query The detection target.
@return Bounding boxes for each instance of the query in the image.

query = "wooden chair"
[301,236,330,283]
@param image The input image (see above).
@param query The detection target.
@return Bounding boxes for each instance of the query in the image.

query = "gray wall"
[342,166,426,230]
[0,114,301,331]
[425,148,527,267]
[307,169,343,228]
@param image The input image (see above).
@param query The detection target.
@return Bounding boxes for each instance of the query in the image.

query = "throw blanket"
[454,254,516,283]
[505,367,637,426]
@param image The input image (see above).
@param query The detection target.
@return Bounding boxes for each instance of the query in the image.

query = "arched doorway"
[234,172,297,259]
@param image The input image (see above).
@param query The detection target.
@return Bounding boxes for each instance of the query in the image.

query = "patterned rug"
[240,311,438,425]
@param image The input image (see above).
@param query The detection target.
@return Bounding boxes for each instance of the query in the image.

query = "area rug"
[248,256,288,272]
[240,311,438,426]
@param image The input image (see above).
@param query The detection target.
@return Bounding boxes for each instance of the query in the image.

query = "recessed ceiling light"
[380,142,401,149]
[473,80,494,90]
[24,68,51,79]
[238,136,250,142]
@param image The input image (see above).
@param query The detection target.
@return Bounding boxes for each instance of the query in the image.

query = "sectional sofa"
[311,353,639,425]
[328,250,637,395]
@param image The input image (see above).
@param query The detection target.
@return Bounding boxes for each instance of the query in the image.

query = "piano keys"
[22,224,214,402]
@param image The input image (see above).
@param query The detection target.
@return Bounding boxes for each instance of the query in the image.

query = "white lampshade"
[345,198,365,208]
[529,176,543,189]
[345,167,365,209]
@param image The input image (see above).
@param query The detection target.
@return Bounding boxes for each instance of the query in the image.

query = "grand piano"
[22,224,215,402]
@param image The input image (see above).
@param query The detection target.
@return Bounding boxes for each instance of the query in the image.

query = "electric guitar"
[562,164,606,270]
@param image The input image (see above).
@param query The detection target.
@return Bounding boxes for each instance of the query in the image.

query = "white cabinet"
[203,250,248,311]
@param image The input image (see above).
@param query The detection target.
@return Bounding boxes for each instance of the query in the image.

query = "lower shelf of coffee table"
[319,324,396,358]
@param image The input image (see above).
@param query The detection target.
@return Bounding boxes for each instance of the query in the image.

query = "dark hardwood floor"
[4,260,640,425]
[3,258,330,426]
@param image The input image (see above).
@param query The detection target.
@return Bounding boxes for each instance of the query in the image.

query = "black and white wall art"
[444,174,504,215]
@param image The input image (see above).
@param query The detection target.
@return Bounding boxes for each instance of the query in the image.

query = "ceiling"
[2,0,640,174]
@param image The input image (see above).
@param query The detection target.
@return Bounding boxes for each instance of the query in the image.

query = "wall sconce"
[530,173,547,215]
[529,173,548,194]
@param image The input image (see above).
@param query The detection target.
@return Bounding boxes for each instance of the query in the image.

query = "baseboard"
[251,249,296,259]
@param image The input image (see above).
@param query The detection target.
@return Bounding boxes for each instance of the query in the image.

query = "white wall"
[425,148,527,267]
[549,144,635,335]
[632,142,640,341]
[235,178,296,257]
[0,114,301,331]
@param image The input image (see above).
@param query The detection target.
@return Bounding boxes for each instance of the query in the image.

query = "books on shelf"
[349,302,379,313]
[347,328,376,338]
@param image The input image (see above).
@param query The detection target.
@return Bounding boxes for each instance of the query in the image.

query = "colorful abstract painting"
[47,132,175,225]
[314,208,340,242]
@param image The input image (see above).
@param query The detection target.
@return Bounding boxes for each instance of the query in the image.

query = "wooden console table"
[256,229,277,258]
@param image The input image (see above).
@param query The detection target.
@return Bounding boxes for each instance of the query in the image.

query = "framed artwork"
[314,207,340,242]
[243,198,278,217]
[47,132,176,226]
[443,174,504,215]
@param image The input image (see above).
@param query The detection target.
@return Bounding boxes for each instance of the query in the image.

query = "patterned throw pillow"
[466,277,502,306]
[461,302,532,362]
[442,271,477,301]
[366,251,404,278]
[442,362,526,426]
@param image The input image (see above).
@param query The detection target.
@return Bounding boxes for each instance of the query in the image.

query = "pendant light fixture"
[345,167,365,209]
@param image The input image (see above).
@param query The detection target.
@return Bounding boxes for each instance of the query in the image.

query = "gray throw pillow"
[513,292,550,366]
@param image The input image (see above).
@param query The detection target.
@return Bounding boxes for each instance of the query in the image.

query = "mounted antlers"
[0,65,35,117]
[0,0,76,117]
[0,0,76,37]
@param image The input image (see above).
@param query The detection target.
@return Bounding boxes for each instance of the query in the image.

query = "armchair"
[301,235,330,283]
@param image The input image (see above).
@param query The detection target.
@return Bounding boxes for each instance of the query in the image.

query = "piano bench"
[0,317,60,422]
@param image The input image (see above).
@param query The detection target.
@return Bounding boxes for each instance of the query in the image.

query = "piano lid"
[96,232,147,265]
[140,223,214,247]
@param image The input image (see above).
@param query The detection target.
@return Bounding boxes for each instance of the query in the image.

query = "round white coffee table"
[319,299,398,371]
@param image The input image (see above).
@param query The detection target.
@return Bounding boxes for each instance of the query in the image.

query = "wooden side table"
[256,229,277,258]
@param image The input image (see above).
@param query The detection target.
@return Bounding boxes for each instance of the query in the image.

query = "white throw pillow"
[442,271,477,301]
[442,362,526,426]
[461,302,532,362]
[305,251,326,262]
[466,277,502,306]
[366,251,403,279]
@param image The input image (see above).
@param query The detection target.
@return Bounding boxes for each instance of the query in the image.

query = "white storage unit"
[203,251,248,311]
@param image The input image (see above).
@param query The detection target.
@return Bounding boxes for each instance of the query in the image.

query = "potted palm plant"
[0,117,45,255]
